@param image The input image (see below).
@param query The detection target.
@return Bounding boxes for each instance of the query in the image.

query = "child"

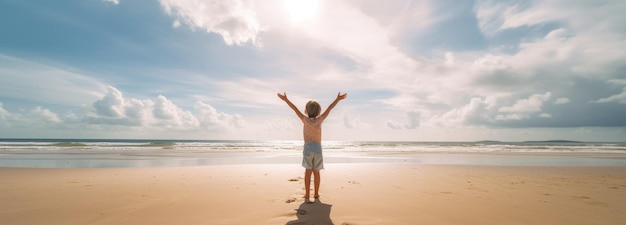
[277,92,347,200]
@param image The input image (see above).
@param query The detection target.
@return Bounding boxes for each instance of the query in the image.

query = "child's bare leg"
[304,169,313,198]
[313,170,320,198]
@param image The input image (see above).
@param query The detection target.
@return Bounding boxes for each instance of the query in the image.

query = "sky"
[1,0,625,142]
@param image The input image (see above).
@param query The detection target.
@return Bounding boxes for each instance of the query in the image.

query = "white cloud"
[495,93,554,122]
[342,112,360,129]
[385,121,403,130]
[607,79,626,86]
[476,0,626,36]
[159,0,262,46]
[102,0,119,5]
[92,86,127,118]
[0,103,10,121]
[593,88,626,104]
[429,97,495,127]
[554,97,570,105]
[195,101,245,128]
[427,4,625,114]
[29,107,61,124]
[0,107,17,127]
[0,103,61,128]
[405,111,420,129]
[150,95,198,128]
[172,20,181,28]
[124,98,154,125]
[474,0,517,36]
[154,95,183,120]
[474,1,626,80]
[539,113,552,118]
[495,113,527,121]
[262,0,428,91]
[86,86,244,130]
[386,111,420,129]
[499,92,551,113]
[592,79,626,104]
[429,92,557,126]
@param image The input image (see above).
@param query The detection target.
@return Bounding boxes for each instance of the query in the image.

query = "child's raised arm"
[319,92,347,120]
[277,92,306,121]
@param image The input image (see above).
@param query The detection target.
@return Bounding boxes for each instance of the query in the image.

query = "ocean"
[1,139,625,168]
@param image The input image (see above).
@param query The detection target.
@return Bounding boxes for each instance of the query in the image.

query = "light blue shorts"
[302,142,323,170]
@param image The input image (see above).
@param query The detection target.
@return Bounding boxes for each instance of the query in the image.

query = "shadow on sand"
[286,198,334,225]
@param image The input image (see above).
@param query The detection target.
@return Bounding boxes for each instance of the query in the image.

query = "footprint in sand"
[286,197,297,203]
[571,196,608,207]
[288,177,302,182]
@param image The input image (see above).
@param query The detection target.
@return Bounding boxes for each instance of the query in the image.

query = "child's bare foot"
[314,195,320,199]
[303,194,310,199]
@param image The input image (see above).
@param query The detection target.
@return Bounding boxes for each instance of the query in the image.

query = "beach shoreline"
[1,163,625,224]
[2,150,626,168]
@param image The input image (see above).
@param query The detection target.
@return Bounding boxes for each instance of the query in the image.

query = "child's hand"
[277,92,288,101]
[336,92,347,101]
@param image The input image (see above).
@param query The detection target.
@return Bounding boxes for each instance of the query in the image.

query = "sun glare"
[284,0,318,22]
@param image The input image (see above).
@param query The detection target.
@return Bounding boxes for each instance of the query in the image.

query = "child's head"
[305,100,321,118]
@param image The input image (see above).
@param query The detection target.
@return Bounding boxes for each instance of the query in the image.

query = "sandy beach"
[1,163,625,225]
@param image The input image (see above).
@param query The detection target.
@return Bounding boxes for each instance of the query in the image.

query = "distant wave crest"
[51,142,87,147]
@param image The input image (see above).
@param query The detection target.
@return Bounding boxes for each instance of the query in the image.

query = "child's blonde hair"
[305,100,321,118]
